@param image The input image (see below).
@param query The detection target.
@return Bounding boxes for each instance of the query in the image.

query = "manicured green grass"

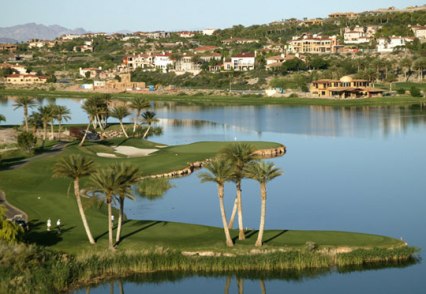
[1,88,426,106]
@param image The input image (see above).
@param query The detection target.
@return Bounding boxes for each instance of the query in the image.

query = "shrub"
[410,86,422,97]
[17,132,37,154]
[288,93,299,98]
[396,88,406,95]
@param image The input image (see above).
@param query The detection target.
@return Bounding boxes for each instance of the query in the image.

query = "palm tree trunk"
[79,121,92,147]
[58,120,62,140]
[119,121,129,138]
[24,106,29,132]
[260,279,266,294]
[237,277,244,294]
[143,124,151,139]
[255,182,267,247]
[107,197,114,250]
[132,111,140,134]
[227,196,238,229]
[236,181,245,240]
[96,114,104,131]
[218,184,233,247]
[50,119,54,140]
[115,197,124,244]
[74,179,95,244]
[43,122,47,142]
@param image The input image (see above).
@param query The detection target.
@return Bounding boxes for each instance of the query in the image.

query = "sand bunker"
[113,146,158,157]
[97,153,117,158]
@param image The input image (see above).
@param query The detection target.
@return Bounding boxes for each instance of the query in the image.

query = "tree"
[141,111,159,139]
[52,105,71,140]
[244,161,282,247]
[114,163,141,244]
[129,97,150,135]
[17,131,36,154]
[221,143,256,240]
[80,100,98,147]
[89,166,121,250]
[0,206,23,243]
[52,155,97,244]
[110,105,130,138]
[13,97,37,132]
[37,105,53,143]
[199,159,235,247]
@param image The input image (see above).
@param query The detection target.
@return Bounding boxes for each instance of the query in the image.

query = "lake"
[1,97,425,293]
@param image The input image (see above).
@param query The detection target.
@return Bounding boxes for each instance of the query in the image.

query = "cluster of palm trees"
[13,96,71,142]
[80,95,158,146]
[199,143,282,247]
[53,155,141,250]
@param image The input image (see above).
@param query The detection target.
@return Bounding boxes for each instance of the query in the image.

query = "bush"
[288,93,299,98]
[396,88,406,95]
[17,132,37,154]
[410,86,422,97]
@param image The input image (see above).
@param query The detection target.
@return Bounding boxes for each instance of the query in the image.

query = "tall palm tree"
[28,112,43,136]
[80,100,97,147]
[37,105,53,142]
[141,111,159,139]
[114,163,141,244]
[244,161,282,247]
[53,155,97,244]
[13,97,37,132]
[221,143,256,240]
[110,105,130,138]
[90,166,121,250]
[46,104,57,140]
[199,159,234,247]
[53,105,71,140]
[129,97,150,135]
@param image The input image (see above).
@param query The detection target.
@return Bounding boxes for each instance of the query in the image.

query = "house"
[178,31,196,38]
[194,46,219,53]
[202,29,216,36]
[411,25,426,39]
[328,12,358,19]
[344,26,379,44]
[299,18,324,27]
[122,54,154,70]
[146,31,171,39]
[287,34,338,54]
[265,54,299,71]
[174,55,201,75]
[79,67,102,78]
[310,76,384,98]
[377,36,414,53]
[73,40,93,52]
[94,73,146,91]
[154,53,174,72]
[60,34,81,41]
[0,44,17,52]
[222,38,259,45]
[6,74,47,85]
[228,53,255,71]
[199,52,222,62]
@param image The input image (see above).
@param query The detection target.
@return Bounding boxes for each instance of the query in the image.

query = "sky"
[0,0,425,32]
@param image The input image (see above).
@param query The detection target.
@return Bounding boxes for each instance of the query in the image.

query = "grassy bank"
[1,88,426,106]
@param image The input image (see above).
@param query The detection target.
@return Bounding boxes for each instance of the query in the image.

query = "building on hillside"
[178,31,196,38]
[0,44,17,52]
[194,45,220,53]
[60,34,81,41]
[343,25,379,44]
[286,34,338,54]
[199,52,222,62]
[79,67,102,78]
[226,52,255,71]
[154,53,174,72]
[122,54,154,70]
[299,18,324,27]
[222,38,259,45]
[6,74,47,85]
[174,55,201,75]
[73,40,93,52]
[376,36,414,53]
[328,12,358,19]
[310,76,384,98]
[202,29,216,36]
[411,25,426,39]
[0,63,28,74]
[147,31,171,39]
[93,73,145,91]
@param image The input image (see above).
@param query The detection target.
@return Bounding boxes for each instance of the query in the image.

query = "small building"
[202,29,216,36]
[230,53,255,71]
[178,31,196,38]
[6,74,47,85]
[123,54,154,70]
[343,25,379,44]
[154,53,174,72]
[411,25,426,39]
[328,12,358,19]
[287,34,338,54]
[79,67,102,78]
[310,76,384,98]
[222,38,259,45]
[376,36,414,53]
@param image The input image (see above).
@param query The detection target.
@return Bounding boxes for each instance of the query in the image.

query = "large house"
[310,76,384,98]
[6,74,47,85]
[376,36,414,53]
[225,53,255,71]
[154,53,174,72]
[122,54,154,70]
[287,34,338,54]
[344,26,379,44]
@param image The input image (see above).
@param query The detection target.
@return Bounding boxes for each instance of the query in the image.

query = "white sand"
[97,153,117,158]
[113,146,158,157]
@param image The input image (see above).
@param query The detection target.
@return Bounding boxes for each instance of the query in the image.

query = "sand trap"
[113,146,158,157]
[97,153,117,158]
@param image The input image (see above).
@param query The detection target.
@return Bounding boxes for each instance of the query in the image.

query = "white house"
[174,55,201,75]
[123,54,154,70]
[202,29,216,36]
[79,67,102,78]
[154,53,174,72]
[377,36,414,53]
[230,53,255,71]
[411,26,426,39]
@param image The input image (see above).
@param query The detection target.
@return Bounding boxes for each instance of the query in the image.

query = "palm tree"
[53,155,97,244]
[90,166,121,250]
[80,100,97,147]
[46,104,57,140]
[221,143,256,240]
[244,161,282,247]
[114,163,141,244]
[28,112,43,136]
[129,97,150,135]
[37,105,53,142]
[53,105,71,140]
[199,159,234,247]
[141,111,159,139]
[0,114,5,123]
[13,97,37,132]
[110,105,130,138]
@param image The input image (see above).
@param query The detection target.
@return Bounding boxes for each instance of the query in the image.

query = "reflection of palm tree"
[0,114,5,123]
[110,105,130,138]
[142,111,159,139]
[224,275,232,294]
[53,155,96,244]
[114,163,141,244]
[199,159,234,247]
[129,97,150,135]
[244,161,282,247]
[221,143,256,240]
[13,96,37,132]
[259,279,266,294]
[237,277,244,294]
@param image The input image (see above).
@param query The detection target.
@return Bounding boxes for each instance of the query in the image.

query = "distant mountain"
[0,23,87,42]
[0,37,19,44]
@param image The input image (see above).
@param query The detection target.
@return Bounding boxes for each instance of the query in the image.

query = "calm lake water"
[1,97,426,293]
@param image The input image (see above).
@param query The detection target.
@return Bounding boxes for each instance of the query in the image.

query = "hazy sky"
[1,0,425,32]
